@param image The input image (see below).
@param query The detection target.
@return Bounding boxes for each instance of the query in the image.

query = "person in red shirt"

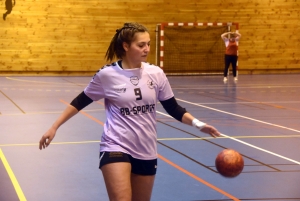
[221,31,241,82]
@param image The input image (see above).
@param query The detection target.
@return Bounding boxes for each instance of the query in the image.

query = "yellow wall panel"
[0,0,299,75]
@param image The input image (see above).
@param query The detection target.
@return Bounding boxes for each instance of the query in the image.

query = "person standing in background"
[221,31,241,83]
[3,0,15,20]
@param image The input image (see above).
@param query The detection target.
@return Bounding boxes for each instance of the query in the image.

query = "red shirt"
[225,40,238,55]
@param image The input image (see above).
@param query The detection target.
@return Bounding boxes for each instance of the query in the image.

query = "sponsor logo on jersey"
[113,84,127,93]
[147,80,155,89]
[120,104,155,116]
[130,76,139,86]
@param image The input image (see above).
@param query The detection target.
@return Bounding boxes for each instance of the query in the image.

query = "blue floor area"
[1,74,300,201]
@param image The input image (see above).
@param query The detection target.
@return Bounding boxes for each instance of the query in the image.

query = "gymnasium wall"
[1,0,299,75]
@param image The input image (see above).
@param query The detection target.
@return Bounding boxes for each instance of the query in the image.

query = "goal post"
[155,22,239,75]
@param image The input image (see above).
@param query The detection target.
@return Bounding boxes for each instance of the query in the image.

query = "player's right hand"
[200,125,221,138]
[39,127,56,150]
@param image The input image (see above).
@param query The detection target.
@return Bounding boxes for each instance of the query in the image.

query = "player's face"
[229,35,236,41]
[125,32,150,63]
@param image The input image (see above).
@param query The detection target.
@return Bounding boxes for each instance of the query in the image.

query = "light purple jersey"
[84,61,174,160]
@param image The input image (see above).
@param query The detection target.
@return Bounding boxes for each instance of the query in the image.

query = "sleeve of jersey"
[160,97,187,122]
[83,70,106,101]
[70,91,93,111]
[157,71,174,101]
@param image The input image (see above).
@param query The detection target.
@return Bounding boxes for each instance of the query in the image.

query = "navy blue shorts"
[99,152,157,176]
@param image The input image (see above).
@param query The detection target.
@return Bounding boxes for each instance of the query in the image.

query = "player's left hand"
[200,125,221,138]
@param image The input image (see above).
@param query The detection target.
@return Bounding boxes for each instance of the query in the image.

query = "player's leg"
[224,55,230,81]
[100,152,132,201]
[130,156,157,201]
[101,162,132,201]
[131,174,155,201]
[231,55,238,80]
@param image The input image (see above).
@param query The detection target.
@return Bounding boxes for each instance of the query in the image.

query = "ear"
[122,42,130,52]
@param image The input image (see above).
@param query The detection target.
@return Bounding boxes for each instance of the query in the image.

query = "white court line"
[157,135,300,140]
[171,85,300,90]
[156,99,300,165]
[176,98,300,134]
[220,133,300,165]
[189,101,300,105]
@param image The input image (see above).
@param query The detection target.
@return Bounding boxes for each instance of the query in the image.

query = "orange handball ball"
[215,149,244,178]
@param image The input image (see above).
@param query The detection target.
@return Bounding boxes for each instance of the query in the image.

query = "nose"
[144,44,150,53]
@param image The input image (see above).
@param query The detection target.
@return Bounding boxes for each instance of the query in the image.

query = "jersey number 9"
[134,88,142,100]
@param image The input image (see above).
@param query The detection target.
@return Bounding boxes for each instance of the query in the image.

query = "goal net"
[156,22,239,75]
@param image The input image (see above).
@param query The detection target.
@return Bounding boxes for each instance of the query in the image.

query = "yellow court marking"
[6,77,85,86]
[1,135,300,147]
[0,109,104,116]
[0,148,27,201]
[0,141,100,147]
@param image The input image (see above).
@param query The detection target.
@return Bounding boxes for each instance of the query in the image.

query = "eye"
[137,42,150,48]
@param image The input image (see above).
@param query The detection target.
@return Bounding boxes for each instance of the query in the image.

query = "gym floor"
[1,74,300,201]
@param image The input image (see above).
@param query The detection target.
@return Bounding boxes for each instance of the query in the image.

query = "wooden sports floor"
[1,74,300,201]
